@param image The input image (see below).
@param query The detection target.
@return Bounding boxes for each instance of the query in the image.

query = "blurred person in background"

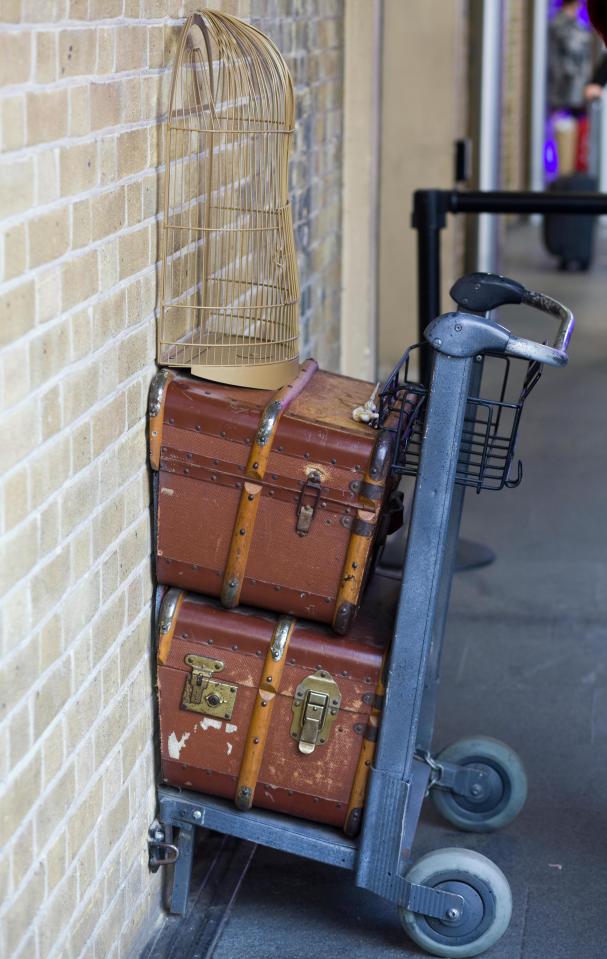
[585,51,607,99]
[548,0,593,113]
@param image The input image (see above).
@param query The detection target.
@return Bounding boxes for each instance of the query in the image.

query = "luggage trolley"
[149,272,574,957]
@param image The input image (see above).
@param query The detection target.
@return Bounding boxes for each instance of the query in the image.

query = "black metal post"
[449,189,607,215]
[411,190,448,385]
[413,188,607,348]
[411,185,607,573]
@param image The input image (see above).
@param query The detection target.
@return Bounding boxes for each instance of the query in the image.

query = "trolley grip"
[505,289,574,368]
[448,273,574,368]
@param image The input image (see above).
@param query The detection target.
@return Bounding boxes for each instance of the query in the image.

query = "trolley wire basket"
[378,344,543,493]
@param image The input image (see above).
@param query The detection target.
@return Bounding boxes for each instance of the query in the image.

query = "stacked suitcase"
[150,360,407,834]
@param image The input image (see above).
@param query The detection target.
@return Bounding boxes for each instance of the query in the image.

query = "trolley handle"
[504,289,573,368]
[449,272,574,368]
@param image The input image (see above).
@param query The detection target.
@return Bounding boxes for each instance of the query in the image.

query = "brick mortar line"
[1,16,188,31]
[0,362,155,508]
[42,780,160,959]
[1,263,158,353]
[0,371,153,506]
[0,59,171,89]
[2,163,162,233]
[34,471,151,601]
[0,181,335,370]
[0,147,164,227]
[0,593,155,832]
[0,207,160,300]
[0,560,152,703]
[0,486,151,640]
[0,261,158,373]
[0,128,162,180]
[3,386,151,532]
[1,698,158,934]
[73,828,162,959]
[0,516,154,741]
[0,401,154,603]
[1,685,155,894]
[0,143,258,238]
[0,55,344,165]
[0,329,156,479]
[110,877,164,959]
[7,115,165,154]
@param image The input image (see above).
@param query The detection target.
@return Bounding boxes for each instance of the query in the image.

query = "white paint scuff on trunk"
[168,731,190,759]
[200,718,222,731]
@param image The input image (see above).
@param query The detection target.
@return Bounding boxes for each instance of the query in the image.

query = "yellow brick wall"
[0,2,344,958]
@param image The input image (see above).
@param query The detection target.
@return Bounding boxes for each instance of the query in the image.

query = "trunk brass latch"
[290,670,341,754]
[296,469,322,536]
[182,655,237,720]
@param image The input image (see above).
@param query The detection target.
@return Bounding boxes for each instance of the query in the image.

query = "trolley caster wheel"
[400,848,512,958]
[431,736,527,833]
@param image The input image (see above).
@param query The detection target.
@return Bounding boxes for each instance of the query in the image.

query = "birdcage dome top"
[167,11,295,136]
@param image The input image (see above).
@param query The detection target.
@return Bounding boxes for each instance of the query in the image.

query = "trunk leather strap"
[333,430,393,633]
[333,510,378,634]
[235,616,297,810]
[344,656,386,836]
[220,359,318,608]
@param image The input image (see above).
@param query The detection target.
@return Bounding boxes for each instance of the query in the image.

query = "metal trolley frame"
[150,272,574,956]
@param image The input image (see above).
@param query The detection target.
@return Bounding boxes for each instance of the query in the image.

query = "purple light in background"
[548,0,590,26]
[545,138,559,177]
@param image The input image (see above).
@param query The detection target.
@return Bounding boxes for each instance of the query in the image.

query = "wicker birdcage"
[158,11,301,389]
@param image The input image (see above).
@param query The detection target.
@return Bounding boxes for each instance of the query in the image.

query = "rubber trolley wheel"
[400,847,512,958]
[431,736,527,833]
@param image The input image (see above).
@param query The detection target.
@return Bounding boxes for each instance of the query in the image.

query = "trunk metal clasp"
[182,655,237,720]
[296,469,322,536]
[290,670,341,754]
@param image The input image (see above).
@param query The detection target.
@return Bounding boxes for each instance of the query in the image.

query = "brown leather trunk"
[150,361,397,633]
[156,577,396,835]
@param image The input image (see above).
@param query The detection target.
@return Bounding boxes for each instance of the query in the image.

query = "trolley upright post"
[357,276,573,907]
[357,346,475,900]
